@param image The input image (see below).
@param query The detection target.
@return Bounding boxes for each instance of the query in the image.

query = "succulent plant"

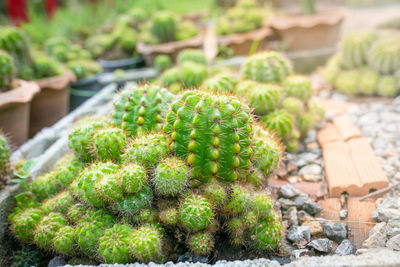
[31,171,62,200]
[153,157,188,197]
[225,184,252,215]
[177,49,207,65]
[10,208,43,243]
[281,97,304,116]
[297,112,315,135]
[76,221,108,258]
[250,219,281,250]
[262,109,293,140]
[322,55,342,85]
[129,226,163,263]
[165,91,253,183]
[202,73,238,92]
[367,37,400,74]
[120,163,147,194]
[283,75,313,101]
[242,52,292,83]
[159,208,179,226]
[41,191,73,214]
[159,66,181,86]
[67,203,88,224]
[176,20,199,41]
[188,232,214,255]
[358,67,380,96]
[245,83,282,115]
[44,37,70,62]
[91,127,126,161]
[98,224,134,263]
[0,50,14,91]
[377,75,399,97]
[67,59,103,80]
[201,182,227,208]
[179,194,214,232]
[340,31,377,69]
[31,50,64,79]
[113,186,153,217]
[334,70,360,95]
[151,11,177,43]
[0,134,10,179]
[53,225,77,256]
[112,85,174,136]
[154,54,172,71]
[306,98,325,123]
[180,61,208,88]
[34,212,68,250]
[11,245,42,267]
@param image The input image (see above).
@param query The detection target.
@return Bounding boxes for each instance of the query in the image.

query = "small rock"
[286,207,299,226]
[362,222,387,248]
[303,201,323,216]
[302,220,323,235]
[287,226,311,245]
[298,152,319,163]
[372,208,400,223]
[48,256,66,267]
[306,143,319,150]
[295,158,307,168]
[293,194,308,209]
[177,252,208,263]
[322,222,347,243]
[339,209,348,220]
[334,239,356,256]
[386,234,400,251]
[278,184,301,199]
[278,239,296,257]
[302,174,322,182]
[290,249,315,260]
[298,210,314,223]
[299,164,322,176]
[307,238,333,253]
[278,198,297,210]
[286,161,298,173]
[387,219,400,239]
[288,175,301,183]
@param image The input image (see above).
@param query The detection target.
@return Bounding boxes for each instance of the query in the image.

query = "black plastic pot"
[98,56,145,72]
[69,75,102,111]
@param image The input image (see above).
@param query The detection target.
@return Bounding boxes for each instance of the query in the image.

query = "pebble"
[278,184,301,199]
[302,220,323,235]
[278,198,297,210]
[303,201,323,216]
[299,164,322,176]
[386,219,400,239]
[334,239,356,256]
[286,207,299,226]
[362,222,387,248]
[48,256,66,267]
[386,234,400,251]
[293,194,308,209]
[322,222,347,244]
[298,210,314,223]
[177,252,208,263]
[287,226,311,244]
[290,249,315,260]
[339,209,348,220]
[307,238,333,253]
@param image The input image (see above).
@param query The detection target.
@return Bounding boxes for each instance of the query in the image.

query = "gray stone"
[307,238,333,253]
[295,158,307,168]
[299,164,322,176]
[177,252,208,263]
[386,234,400,251]
[278,198,297,210]
[303,201,323,216]
[372,208,400,223]
[387,219,400,239]
[293,194,308,209]
[286,207,299,226]
[48,256,66,267]
[287,226,311,244]
[322,222,347,243]
[297,210,313,222]
[358,112,379,125]
[339,209,348,220]
[362,222,387,248]
[290,249,315,260]
[278,239,296,257]
[334,239,356,256]
[278,184,301,199]
[298,152,319,163]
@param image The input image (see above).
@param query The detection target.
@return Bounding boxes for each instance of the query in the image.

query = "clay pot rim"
[34,70,77,91]
[270,7,349,30]
[217,27,273,46]
[0,80,40,108]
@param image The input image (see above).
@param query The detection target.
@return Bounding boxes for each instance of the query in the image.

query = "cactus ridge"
[367,37,400,74]
[341,31,377,68]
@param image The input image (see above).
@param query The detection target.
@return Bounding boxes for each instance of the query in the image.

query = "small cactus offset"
[283,75,313,101]
[120,163,147,194]
[9,208,43,243]
[53,225,77,256]
[91,127,126,161]
[153,157,188,196]
[244,83,282,115]
[98,224,134,263]
[202,73,238,92]
[188,232,214,255]
[151,11,177,43]
[340,31,377,69]
[129,226,163,263]
[154,54,172,71]
[367,37,400,75]
[179,194,214,232]
[177,49,207,65]
[0,50,14,91]
[334,70,360,95]
[34,212,68,250]
[262,109,293,140]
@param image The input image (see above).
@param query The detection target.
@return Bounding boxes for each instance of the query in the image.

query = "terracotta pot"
[0,80,40,148]
[137,30,205,65]
[30,71,76,137]
[270,8,348,52]
[217,27,275,56]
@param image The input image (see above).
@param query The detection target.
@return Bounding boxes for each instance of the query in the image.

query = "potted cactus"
[136,11,204,65]
[270,0,348,51]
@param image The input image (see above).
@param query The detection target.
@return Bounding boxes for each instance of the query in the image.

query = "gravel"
[321,222,347,244]
[334,239,356,256]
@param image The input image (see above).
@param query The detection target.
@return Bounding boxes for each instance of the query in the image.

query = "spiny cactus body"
[129,226,163,263]
[188,232,214,255]
[98,224,134,263]
[120,163,147,194]
[202,182,227,208]
[283,75,313,101]
[359,68,380,96]
[367,37,400,74]
[113,186,153,216]
[153,157,188,196]
[334,70,360,95]
[377,75,399,97]
[154,54,172,71]
[245,83,282,115]
[179,194,214,232]
[0,50,14,90]
[202,73,238,92]
[34,212,68,250]
[53,225,77,256]
[10,208,43,243]
[91,127,126,161]
[151,11,177,43]
[159,208,178,226]
[262,109,293,140]
[177,49,207,65]
[41,191,73,214]
[341,31,377,68]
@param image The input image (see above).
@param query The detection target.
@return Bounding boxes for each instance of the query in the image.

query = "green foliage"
[202,73,238,92]
[367,37,400,74]
[151,11,177,43]
[377,75,399,97]
[0,50,14,90]
[67,59,103,79]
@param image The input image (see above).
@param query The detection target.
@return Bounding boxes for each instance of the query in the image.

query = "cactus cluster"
[235,52,324,152]
[9,88,283,264]
[323,31,400,97]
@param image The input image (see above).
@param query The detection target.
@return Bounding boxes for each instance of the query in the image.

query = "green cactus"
[165,91,253,184]
[41,191,73,214]
[322,54,342,84]
[334,70,360,95]
[227,217,245,238]
[94,174,124,203]
[188,232,214,255]
[234,79,258,95]
[181,61,208,88]
[252,127,281,177]
[10,208,43,243]
[242,210,257,227]
[245,83,282,115]
[225,184,252,215]
[31,50,64,79]
[176,20,199,41]
[11,245,42,267]
[358,67,380,96]
[179,194,214,232]
[262,109,294,140]
[31,171,62,200]
[129,226,163,263]
[98,224,134,263]
[113,186,153,216]
[177,49,207,65]
[67,59,103,79]
[91,127,126,161]
[283,75,313,101]
[120,163,147,194]
[53,225,77,256]
[134,208,158,224]
[67,203,88,224]
[251,192,272,219]
[54,154,85,188]
[68,116,110,162]
[0,133,10,178]
[123,133,169,168]
[242,52,292,83]
[159,208,178,226]
[154,54,172,71]
[297,112,315,135]
[160,66,181,86]
[306,98,325,123]
[44,37,70,62]
[281,97,304,116]
[151,11,177,43]
[0,50,14,91]
[201,182,227,208]
[367,37,400,74]
[250,219,281,250]
[76,221,109,258]
[112,85,174,136]
[128,8,147,25]
[341,31,377,68]
[153,157,188,197]
[34,212,68,250]
[202,73,239,92]
[377,75,399,97]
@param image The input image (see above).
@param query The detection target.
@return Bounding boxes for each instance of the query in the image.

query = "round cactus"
[367,37,400,74]
[358,68,380,96]
[281,97,304,116]
[68,116,110,162]
[283,75,313,101]
[250,219,282,250]
[120,163,147,194]
[201,182,227,208]
[262,109,293,140]
[177,49,207,65]
[242,210,257,227]
[0,50,14,90]
[160,66,180,86]
[322,54,342,84]
[154,54,172,71]
[129,226,163,263]
[341,31,377,68]
[252,127,281,177]
[0,134,10,178]
[94,174,124,203]
[306,98,325,123]
[54,154,85,188]
[159,208,178,226]
[202,73,238,92]
[41,191,73,214]
[227,217,245,237]
[188,232,214,255]
[151,11,177,43]
[241,52,292,83]
[234,79,258,95]
[377,75,399,97]
[67,203,88,224]
[251,192,272,219]
[53,226,77,256]
[153,157,188,196]
[112,85,174,136]
[180,61,208,88]
[98,224,134,263]
[91,127,126,161]
[334,70,360,95]
[246,83,282,115]
[123,133,169,168]
[75,221,108,258]
[297,112,315,135]
[10,208,43,243]
[179,194,214,232]
[113,186,153,216]
[134,208,158,224]
[225,184,252,215]
[34,212,68,250]
[31,171,62,200]
[164,91,253,184]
